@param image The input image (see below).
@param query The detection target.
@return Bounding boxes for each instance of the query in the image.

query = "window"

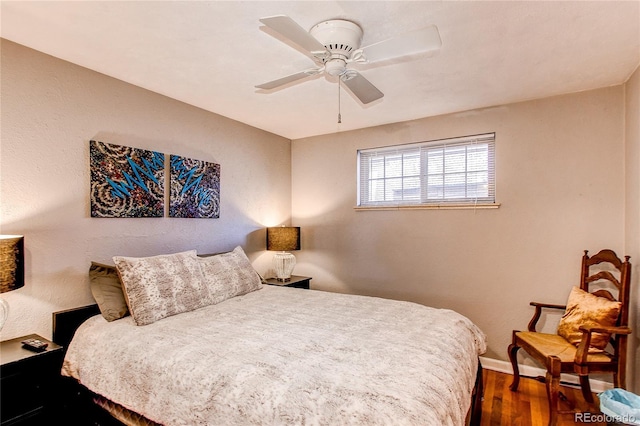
[357,133,496,208]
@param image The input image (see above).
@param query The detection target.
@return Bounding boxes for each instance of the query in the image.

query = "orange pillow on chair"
[557,286,621,351]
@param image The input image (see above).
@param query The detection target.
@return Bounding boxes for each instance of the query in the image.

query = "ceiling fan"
[256,15,442,105]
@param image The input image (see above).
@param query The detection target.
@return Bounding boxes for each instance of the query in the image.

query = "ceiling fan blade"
[259,15,327,54]
[255,70,319,90]
[342,73,384,104]
[361,25,441,63]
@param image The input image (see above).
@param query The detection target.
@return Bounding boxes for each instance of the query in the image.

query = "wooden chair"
[508,249,632,426]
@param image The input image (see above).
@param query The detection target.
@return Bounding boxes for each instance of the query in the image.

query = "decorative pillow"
[113,250,209,326]
[557,286,621,350]
[198,246,262,304]
[89,262,129,322]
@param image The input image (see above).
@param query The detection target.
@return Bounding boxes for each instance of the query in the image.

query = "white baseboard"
[479,356,614,394]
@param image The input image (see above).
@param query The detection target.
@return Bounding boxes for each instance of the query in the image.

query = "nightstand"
[263,275,312,289]
[1,334,64,425]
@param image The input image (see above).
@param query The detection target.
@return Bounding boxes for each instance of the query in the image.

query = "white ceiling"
[1,1,639,140]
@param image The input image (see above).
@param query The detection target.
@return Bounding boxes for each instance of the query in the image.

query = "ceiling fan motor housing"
[310,19,363,75]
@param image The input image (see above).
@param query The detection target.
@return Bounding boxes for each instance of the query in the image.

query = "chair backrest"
[579,249,632,328]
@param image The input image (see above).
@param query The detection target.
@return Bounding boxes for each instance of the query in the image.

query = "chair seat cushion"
[516,331,612,364]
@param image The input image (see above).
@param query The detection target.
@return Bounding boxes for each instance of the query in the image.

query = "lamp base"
[273,252,296,282]
[0,297,8,331]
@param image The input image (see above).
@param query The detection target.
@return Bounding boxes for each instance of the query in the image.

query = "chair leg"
[508,340,521,391]
[611,335,628,390]
[613,372,624,389]
[545,356,561,426]
[614,360,626,389]
[579,375,594,404]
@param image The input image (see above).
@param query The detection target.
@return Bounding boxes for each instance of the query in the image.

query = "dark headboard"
[52,304,100,349]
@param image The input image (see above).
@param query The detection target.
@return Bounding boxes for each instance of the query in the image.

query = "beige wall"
[625,64,640,392]
[292,87,627,371]
[0,40,292,340]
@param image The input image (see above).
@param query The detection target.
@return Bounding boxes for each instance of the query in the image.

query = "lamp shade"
[0,235,24,293]
[266,227,300,251]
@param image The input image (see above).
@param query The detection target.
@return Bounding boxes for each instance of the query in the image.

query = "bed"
[54,247,487,426]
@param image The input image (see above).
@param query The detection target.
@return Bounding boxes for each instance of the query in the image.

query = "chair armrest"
[578,325,631,335]
[574,326,632,365]
[529,302,567,310]
[527,302,567,332]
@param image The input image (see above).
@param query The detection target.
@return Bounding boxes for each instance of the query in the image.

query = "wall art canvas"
[90,140,165,218]
[170,155,220,218]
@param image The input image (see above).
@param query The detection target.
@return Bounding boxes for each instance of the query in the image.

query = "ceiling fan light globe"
[325,59,347,76]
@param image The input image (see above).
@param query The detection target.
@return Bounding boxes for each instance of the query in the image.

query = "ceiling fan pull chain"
[338,79,342,124]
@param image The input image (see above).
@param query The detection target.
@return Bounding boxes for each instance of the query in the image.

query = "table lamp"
[0,235,24,330]
[266,227,300,282]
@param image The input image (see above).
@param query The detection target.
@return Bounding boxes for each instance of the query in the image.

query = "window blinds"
[357,133,495,207]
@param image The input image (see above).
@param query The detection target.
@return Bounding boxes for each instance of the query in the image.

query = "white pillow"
[198,246,262,303]
[114,250,208,326]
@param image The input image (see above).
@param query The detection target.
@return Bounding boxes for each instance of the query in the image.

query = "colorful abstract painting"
[90,140,165,218]
[170,155,220,218]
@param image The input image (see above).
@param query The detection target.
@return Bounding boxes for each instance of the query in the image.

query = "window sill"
[354,203,501,211]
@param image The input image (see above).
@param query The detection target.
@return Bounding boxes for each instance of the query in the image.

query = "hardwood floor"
[481,369,607,426]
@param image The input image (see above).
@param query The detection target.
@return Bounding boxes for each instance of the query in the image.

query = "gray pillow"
[89,262,129,322]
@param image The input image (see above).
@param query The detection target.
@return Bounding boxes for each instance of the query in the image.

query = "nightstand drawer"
[1,335,64,425]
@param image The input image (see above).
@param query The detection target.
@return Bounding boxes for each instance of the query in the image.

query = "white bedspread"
[62,286,486,426]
